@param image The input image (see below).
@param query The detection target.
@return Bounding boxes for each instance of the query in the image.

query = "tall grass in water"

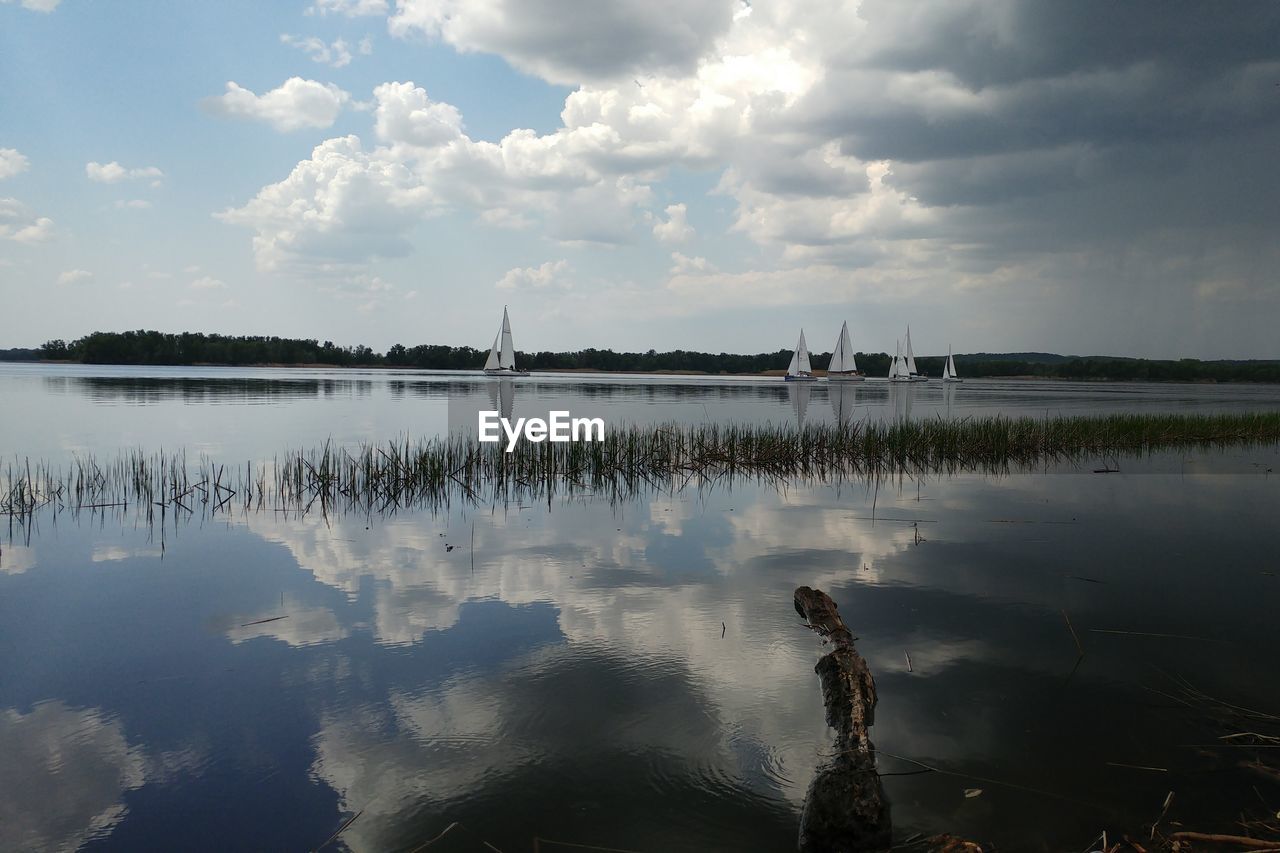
[4,412,1279,522]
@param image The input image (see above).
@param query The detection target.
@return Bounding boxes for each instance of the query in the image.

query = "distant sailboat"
[482,306,528,376]
[785,330,818,381]
[888,339,912,382]
[904,326,928,382]
[942,345,962,383]
[826,321,865,382]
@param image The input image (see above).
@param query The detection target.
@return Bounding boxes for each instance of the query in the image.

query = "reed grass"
[4,412,1279,522]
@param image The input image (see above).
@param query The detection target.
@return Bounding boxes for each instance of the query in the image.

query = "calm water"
[3,364,1279,852]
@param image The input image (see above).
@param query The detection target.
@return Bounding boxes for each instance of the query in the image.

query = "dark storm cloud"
[852,0,1280,87]
[779,0,1280,260]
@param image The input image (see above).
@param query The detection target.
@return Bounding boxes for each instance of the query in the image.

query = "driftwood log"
[795,585,892,852]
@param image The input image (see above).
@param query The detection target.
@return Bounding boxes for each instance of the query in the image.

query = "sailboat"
[942,345,962,383]
[904,326,928,381]
[888,339,912,382]
[784,330,818,381]
[482,306,528,376]
[826,321,865,382]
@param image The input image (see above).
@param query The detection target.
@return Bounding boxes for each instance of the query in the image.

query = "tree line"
[8,330,1279,382]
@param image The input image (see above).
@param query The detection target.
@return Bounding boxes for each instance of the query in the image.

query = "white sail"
[829,321,857,374]
[888,340,900,378]
[786,343,801,375]
[483,333,501,371]
[905,326,919,376]
[797,330,812,375]
[499,306,516,370]
[943,345,961,382]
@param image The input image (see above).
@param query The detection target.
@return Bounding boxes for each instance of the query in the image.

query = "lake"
[2,363,1279,852]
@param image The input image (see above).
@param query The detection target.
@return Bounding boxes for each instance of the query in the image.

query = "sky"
[1,0,1278,360]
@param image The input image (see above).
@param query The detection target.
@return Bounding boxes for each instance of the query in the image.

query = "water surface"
[2,364,1278,851]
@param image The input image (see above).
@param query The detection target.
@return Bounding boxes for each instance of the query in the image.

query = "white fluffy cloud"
[85,161,164,184]
[306,0,385,16]
[371,81,464,147]
[203,78,350,132]
[0,0,60,11]
[189,276,226,290]
[0,148,29,180]
[57,269,92,284]
[652,203,693,244]
[219,82,664,269]
[282,34,368,68]
[0,197,53,243]
[216,134,435,271]
[389,0,738,85]
[495,259,569,291]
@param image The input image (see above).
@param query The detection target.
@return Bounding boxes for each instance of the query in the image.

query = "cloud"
[305,0,385,16]
[0,0,60,11]
[0,701,148,852]
[114,199,151,210]
[668,252,716,275]
[219,81,662,269]
[652,202,693,244]
[389,0,738,85]
[85,161,164,184]
[0,148,29,180]
[281,34,357,68]
[57,269,92,285]
[189,276,226,290]
[202,78,350,132]
[216,135,435,271]
[220,3,1280,355]
[371,81,464,147]
[495,259,569,291]
[0,198,53,243]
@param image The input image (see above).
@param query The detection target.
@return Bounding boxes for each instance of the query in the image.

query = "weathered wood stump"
[795,585,892,852]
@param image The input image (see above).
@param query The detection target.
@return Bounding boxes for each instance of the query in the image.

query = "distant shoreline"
[2,359,1250,383]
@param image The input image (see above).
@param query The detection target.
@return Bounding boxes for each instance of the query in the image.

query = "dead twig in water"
[240,615,289,628]
[534,839,645,852]
[1167,831,1279,849]
[409,821,504,852]
[1090,629,1227,642]
[1062,609,1085,656]
[314,808,362,852]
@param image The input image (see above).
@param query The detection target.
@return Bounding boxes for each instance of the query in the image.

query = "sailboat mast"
[499,306,516,370]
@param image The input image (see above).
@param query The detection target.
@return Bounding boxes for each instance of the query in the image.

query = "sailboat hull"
[483,368,529,376]
[783,374,818,382]
[943,377,963,383]
[826,373,865,382]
